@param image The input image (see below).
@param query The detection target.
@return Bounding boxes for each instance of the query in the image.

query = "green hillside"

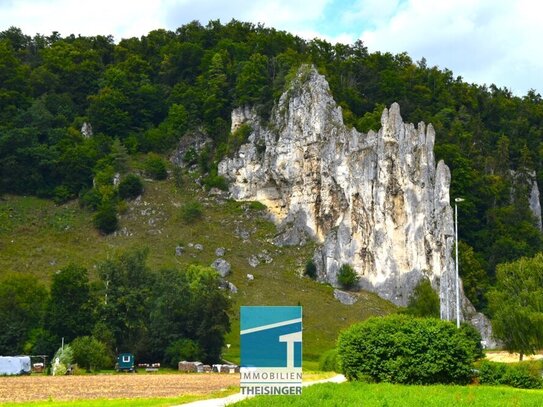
[0,166,396,367]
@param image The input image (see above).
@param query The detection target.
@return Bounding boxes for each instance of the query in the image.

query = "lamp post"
[454,197,465,328]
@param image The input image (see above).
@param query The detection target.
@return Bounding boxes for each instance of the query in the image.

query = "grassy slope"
[0,170,396,367]
[233,382,543,407]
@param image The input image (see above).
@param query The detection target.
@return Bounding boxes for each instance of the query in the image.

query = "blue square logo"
[240,306,302,395]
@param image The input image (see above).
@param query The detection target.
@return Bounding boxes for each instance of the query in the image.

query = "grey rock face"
[81,122,93,138]
[175,246,184,256]
[333,289,357,305]
[219,64,477,331]
[215,247,226,257]
[211,258,231,277]
[529,174,542,230]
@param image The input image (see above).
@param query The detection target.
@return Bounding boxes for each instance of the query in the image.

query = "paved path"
[177,374,346,407]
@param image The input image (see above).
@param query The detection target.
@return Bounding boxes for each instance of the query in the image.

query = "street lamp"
[454,197,465,328]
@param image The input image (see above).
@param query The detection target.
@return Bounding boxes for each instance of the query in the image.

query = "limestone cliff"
[219,65,490,339]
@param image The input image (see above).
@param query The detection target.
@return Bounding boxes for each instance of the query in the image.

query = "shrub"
[202,170,229,191]
[338,264,358,289]
[406,278,440,317]
[181,201,203,223]
[144,153,167,180]
[479,360,543,389]
[93,202,118,234]
[79,188,102,211]
[337,315,477,384]
[304,259,317,279]
[71,336,111,372]
[459,322,485,360]
[164,338,203,368]
[118,174,143,199]
[173,166,184,188]
[319,348,339,372]
[53,185,72,204]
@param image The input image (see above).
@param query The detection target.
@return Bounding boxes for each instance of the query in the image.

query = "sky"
[1,0,541,96]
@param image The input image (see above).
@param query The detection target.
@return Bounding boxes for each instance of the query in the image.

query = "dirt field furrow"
[0,374,239,402]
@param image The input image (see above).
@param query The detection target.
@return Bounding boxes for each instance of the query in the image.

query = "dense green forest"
[1,19,543,316]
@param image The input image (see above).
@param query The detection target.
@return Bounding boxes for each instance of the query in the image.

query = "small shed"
[116,353,135,372]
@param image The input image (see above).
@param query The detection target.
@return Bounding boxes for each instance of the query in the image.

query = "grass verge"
[232,381,543,406]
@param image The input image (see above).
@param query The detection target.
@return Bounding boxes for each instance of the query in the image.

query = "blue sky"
[1,0,541,95]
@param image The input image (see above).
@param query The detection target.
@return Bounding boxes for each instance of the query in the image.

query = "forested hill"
[1,20,543,311]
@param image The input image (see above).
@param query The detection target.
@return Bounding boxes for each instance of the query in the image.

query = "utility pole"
[454,197,465,328]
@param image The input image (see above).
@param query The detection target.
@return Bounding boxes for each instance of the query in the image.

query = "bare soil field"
[485,351,543,363]
[0,373,238,402]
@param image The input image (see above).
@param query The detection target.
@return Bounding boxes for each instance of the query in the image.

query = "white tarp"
[0,356,31,375]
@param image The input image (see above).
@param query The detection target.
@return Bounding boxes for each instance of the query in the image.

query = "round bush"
[338,264,358,289]
[144,154,167,180]
[118,174,143,199]
[71,336,111,372]
[337,315,478,384]
[93,203,118,234]
[181,201,203,224]
[304,259,317,279]
[79,188,102,211]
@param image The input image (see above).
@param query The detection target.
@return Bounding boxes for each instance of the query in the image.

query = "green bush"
[118,174,143,199]
[202,172,229,191]
[144,153,168,180]
[337,315,477,384]
[71,336,111,372]
[405,278,440,317]
[338,264,358,290]
[53,185,72,204]
[304,259,317,279]
[319,348,339,372]
[93,202,118,234]
[479,360,543,389]
[181,201,203,223]
[79,188,102,210]
[458,323,485,360]
[164,338,203,368]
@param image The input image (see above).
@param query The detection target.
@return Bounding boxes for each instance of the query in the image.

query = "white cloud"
[359,0,543,94]
[1,0,541,94]
[0,0,166,39]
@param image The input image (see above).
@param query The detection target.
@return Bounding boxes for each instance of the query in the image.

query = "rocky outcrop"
[219,65,485,336]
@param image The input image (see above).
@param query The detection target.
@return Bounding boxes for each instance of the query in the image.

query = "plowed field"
[0,373,238,402]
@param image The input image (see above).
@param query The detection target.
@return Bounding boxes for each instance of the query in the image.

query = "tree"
[93,202,119,234]
[45,264,94,343]
[488,253,543,360]
[338,264,358,290]
[143,153,167,180]
[0,273,47,354]
[149,265,231,364]
[71,336,111,372]
[97,249,155,357]
[118,174,143,199]
[405,278,440,317]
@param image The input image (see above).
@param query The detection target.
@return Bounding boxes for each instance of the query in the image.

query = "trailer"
[0,356,31,375]
[115,353,135,372]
